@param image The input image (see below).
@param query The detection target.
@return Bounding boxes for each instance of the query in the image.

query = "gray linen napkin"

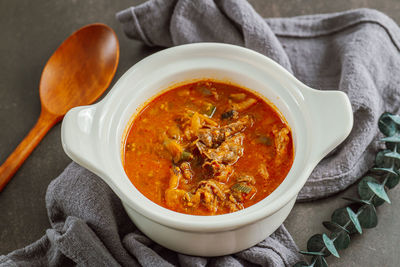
[2,1,400,266]
[0,162,301,266]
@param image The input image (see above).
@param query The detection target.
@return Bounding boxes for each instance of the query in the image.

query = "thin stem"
[310,256,318,267]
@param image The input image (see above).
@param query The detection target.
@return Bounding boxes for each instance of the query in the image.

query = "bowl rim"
[63,43,352,232]
[110,43,313,230]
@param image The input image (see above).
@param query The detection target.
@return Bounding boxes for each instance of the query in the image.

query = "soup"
[123,80,294,215]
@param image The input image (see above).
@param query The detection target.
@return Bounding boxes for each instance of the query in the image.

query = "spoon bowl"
[40,24,119,116]
[0,23,119,191]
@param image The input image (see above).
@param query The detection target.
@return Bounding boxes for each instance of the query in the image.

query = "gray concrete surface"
[0,1,399,266]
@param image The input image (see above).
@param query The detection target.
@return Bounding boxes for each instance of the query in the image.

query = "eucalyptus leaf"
[332,231,350,250]
[378,112,398,137]
[315,256,328,267]
[342,197,371,205]
[367,181,391,203]
[331,207,357,234]
[381,135,400,143]
[357,204,378,228]
[322,233,340,258]
[386,173,400,189]
[346,207,362,234]
[387,113,400,125]
[358,176,385,207]
[371,167,398,176]
[384,151,400,160]
[322,221,349,233]
[375,150,392,168]
[376,149,400,169]
[300,251,325,256]
[385,141,396,150]
[307,234,330,256]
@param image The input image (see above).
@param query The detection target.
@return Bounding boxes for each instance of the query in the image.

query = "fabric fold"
[266,8,400,50]
[1,163,302,267]
[116,0,400,200]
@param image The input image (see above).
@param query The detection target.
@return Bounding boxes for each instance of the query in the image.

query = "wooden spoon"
[0,23,119,191]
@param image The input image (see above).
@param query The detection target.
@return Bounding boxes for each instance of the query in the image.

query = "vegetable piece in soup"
[123,80,294,215]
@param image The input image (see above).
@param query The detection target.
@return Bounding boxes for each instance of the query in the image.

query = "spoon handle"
[0,109,60,191]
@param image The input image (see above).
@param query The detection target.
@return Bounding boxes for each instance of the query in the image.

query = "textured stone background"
[1,1,399,266]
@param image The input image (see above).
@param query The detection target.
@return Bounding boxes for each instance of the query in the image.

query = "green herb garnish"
[203,103,216,117]
[231,183,252,194]
[256,135,272,146]
[196,85,212,96]
[180,151,193,161]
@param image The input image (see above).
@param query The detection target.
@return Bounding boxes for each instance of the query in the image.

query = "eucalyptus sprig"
[294,112,400,267]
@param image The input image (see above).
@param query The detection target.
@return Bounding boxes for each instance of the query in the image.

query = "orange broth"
[123,80,294,215]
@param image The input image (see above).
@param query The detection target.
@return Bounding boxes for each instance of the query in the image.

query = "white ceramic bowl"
[61,43,353,256]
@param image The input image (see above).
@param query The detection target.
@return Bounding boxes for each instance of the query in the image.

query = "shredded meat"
[204,161,233,183]
[165,106,262,214]
[180,162,193,181]
[197,115,253,147]
[227,194,243,212]
[197,180,227,200]
[180,111,219,140]
[185,179,228,213]
[196,133,244,164]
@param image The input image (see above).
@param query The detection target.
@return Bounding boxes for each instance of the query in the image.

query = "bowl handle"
[61,105,102,175]
[301,87,353,162]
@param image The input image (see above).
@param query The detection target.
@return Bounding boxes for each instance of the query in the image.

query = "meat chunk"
[197,180,227,200]
[165,188,187,210]
[180,162,193,181]
[204,161,233,183]
[163,138,184,163]
[197,115,253,147]
[272,125,290,164]
[222,115,253,138]
[258,163,269,180]
[229,93,246,101]
[236,175,256,185]
[227,194,243,212]
[197,128,221,148]
[181,111,219,140]
[166,125,181,140]
[168,166,183,189]
[188,179,228,213]
[231,98,257,111]
[165,166,187,210]
[197,133,244,164]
